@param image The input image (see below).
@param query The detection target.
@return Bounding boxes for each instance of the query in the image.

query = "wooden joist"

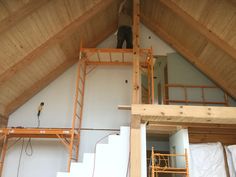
[159,0,236,61]
[132,104,236,125]
[0,0,50,34]
[0,0,114,85]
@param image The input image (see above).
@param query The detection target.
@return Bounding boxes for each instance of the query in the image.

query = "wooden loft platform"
[132,104,236,125]
[81,48,152,66]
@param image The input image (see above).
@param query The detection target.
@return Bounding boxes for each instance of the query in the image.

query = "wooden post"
[132,0,141,104]
[151,147,155,177]
[0,136,8,177]
[130,0,141,177]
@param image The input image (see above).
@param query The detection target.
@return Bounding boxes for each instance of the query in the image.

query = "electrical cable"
[7,138,22,151]
[37,115,40,128]
[25,138,33,156]
[91,133,119,177]
[16,138,24,177]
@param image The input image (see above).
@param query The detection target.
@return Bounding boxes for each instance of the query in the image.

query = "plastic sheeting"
[225,145,236,177]
[189,142,227,177]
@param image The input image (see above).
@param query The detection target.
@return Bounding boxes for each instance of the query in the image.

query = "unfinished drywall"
[167,53,236,106]
[4,64,132,177]
[169,129,189,168]
[79,65,132,159]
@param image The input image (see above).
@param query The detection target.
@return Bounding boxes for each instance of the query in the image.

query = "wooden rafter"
[141,15,236,99]
[159,0,236,61]
[0,0,50,34]
[0,0,114,85]
[0,105,4,118]
[4,22,115,116]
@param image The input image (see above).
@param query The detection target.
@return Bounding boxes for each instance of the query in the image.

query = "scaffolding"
[0,46,154,176]
[150,147,189,177]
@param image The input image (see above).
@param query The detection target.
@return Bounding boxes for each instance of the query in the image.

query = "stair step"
[57,172,69,177]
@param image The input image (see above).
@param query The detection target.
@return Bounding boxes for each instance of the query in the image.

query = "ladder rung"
[79,75,85,83]
[80,65,85,73]
[77,101,82,107]
[78,88,83,95]
[76,114,80,119]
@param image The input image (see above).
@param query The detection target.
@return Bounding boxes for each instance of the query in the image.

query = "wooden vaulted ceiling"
[0,0,235,118]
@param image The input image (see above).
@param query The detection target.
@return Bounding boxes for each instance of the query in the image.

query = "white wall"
[169,129,190,168]
[79,65,132,159]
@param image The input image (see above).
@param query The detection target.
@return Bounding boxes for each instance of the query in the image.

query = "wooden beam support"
[0,0,50,34]
[0,0,113,85]
[132,0,141,104]
[0,106,5,119]
[132,104,236,125]
[130,115,141,177]
[131,1,141,177]
[141,15,236,99]
[159,0,236,61]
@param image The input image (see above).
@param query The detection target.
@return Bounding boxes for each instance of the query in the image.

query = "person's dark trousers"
[117,26,133,49]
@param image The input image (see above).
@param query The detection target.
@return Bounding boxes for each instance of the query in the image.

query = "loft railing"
[164,84,229,106]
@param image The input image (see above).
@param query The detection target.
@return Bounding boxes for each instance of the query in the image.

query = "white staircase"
[57,126,132,177]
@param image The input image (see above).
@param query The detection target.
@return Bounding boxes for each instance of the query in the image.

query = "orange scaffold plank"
[0,128,74,138]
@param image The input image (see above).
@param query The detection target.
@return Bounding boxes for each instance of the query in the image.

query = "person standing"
[117,1,133,49]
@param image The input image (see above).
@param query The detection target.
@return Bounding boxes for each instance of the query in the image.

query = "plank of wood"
[118,105,131,110]
[132,104,236,124]
[160,0,236,62]
[0,0,50,34]
[141,15,236,99]
[0,0,114,85]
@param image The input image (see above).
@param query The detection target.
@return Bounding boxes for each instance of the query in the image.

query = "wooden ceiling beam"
[0,0,114,85]
[159,0,236,61]
[4,21,116,116]
[141,15,236,99]
[0,0,50,34]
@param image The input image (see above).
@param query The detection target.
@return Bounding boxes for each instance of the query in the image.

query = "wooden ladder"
[67,49,87,171]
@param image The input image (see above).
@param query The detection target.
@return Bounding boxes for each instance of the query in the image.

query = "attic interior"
[0,0,236,177]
